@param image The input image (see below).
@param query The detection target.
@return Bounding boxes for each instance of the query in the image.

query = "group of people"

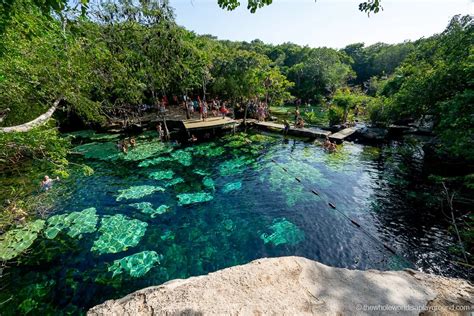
[116,136,136,154]
[183,97,231,121]
[323,137,337,151]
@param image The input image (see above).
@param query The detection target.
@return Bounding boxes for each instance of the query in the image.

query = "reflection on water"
[0,131,469,314]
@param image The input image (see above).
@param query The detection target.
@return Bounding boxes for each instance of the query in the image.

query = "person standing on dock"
[201,101,208,121]
[283,120,290,136]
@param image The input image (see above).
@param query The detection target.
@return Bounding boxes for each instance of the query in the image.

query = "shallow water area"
[0,131,470,315]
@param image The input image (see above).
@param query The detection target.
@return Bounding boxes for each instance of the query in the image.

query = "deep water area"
[0,130,470,315]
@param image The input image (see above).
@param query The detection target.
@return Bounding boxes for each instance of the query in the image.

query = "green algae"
[64,130,96,139]
[122,141,173,162]
[260,218,304,246]
[248,134,275,143]
[160,230,175,241]
[202,177,215,191]
[148,170,174,181]
[90,133,121,141]
[138,156,174,168]
[108,251,162,278]
[44,207,98,239]
[170,150,192,166]
[218,157,253,176]
[116,185,165,201]
[0,220,45,261]
[130,202,170,218]
[193,169,211,176]
[91,215,148,255]
[186,142,225,157]
[73,142,120,161]
[165,177,185,187]
[222,181,242,193]
[73,140,173,162]
[177,192,214,206]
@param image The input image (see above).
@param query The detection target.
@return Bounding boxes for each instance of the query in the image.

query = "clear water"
[0,131,469,315]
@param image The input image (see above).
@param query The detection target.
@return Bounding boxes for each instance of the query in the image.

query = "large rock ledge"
[88,256,473,315]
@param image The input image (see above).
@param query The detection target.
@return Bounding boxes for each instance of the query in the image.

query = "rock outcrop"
[89,256,473,315]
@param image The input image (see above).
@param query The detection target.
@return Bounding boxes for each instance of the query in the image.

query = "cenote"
[0,130,470,315]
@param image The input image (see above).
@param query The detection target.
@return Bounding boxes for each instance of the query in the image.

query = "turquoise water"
[0,131,469,314]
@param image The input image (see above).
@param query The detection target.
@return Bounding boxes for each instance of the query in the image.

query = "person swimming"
[40,175,59,191]
[129,137,136,148]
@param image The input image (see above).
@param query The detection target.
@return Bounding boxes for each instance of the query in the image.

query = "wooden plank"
[183,117,237,130]
[329,127,358,141]
[253,121,331,138]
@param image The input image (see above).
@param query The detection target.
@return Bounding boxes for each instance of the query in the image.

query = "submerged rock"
[148,170,174,181]
[0,220,45,261]
[44,207,98,239]
[108,251,162,278]
[91,215,148,255]
[116,185,165,201]
[260,218,304,246]
[222,181,242,193]
[177,192,214,206]
[88,256,474,316]
[129,202,171,218]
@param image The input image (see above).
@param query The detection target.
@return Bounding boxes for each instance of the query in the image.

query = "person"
[283,120,290,136]
[296,117,305,128]
[129,137,136,148]
[294,107,300,125]
[220,103,229,118]
[116,140,123,151]
[40,175,59,191]
[188,134,198,143]
[122,141,129,154]
[323,137,332,149]
[187,99,194,115]
[201,101,208,121]
[156,123,164,141]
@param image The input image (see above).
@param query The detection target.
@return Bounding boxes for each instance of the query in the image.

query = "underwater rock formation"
[89,256,474,316]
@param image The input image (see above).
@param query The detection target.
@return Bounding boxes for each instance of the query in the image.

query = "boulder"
[88,256,473,316]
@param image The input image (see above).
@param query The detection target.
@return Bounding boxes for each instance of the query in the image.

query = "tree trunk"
[0,98,62,133]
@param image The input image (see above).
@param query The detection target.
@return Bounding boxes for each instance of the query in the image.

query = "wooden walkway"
[183,117,238,130]
[251,120,331,139]
[328,127,358,143]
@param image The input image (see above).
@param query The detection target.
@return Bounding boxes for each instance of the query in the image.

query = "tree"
[217,0,383,14]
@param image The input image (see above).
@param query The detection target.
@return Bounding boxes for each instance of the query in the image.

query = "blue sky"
[170,0,473,48]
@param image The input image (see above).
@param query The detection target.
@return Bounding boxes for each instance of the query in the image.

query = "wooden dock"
[328,127,358,143]
[183,117,238,131]
[251,120,331,139]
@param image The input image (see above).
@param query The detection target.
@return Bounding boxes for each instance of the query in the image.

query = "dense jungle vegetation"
[0,1,472,258]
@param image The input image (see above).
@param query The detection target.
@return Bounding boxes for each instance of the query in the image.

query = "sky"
[170,0,473,48]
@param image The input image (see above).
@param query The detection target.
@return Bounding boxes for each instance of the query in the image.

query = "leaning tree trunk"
[0,98,62,133]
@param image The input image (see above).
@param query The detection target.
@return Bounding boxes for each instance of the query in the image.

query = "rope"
[269,156,415,266]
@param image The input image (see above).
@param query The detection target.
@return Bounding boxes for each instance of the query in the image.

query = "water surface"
[0,131,468,315]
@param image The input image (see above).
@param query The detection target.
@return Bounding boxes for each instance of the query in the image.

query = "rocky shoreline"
[88,256,473,315]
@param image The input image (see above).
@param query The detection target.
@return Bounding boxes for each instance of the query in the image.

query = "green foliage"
[108,250,162,278]
[328,106,345,126]
[368,15,474,160]
[91,214,148,255]
[0,124,69,169]
[217,0,382,14]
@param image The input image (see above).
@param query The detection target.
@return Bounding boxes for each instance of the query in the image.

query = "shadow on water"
[0,131,470,314]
